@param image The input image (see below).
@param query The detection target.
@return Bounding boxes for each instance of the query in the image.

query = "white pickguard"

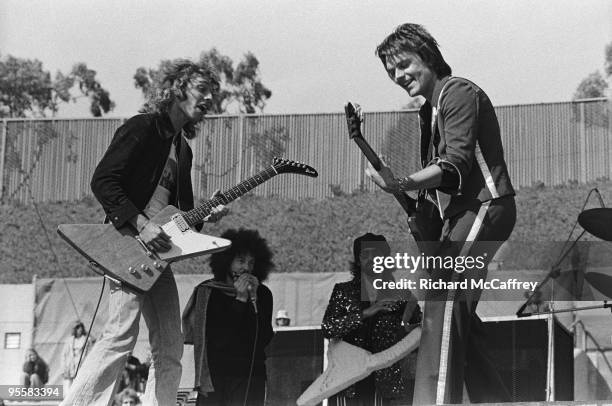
[156,220,232,262]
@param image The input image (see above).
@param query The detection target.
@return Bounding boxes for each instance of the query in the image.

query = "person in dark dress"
[183,228,275,406]
[321,233,422,405]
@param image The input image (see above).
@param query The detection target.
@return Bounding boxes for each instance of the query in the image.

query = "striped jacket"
[418,76,515,219]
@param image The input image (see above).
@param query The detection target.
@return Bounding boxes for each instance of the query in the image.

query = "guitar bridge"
[171,213,190,232]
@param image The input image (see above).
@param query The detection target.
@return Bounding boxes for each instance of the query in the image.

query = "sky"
[1,0,611,118]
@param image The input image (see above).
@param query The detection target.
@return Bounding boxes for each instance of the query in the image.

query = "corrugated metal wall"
[1,99,610,204]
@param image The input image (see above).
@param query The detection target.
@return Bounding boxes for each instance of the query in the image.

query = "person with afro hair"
[183,228,275,406]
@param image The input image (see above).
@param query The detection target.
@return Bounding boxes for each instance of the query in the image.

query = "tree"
[133,48,272,114]
[0,55,53,117]
[573,71,608,99]
[605,42,612,78]
[0,54,115,118]
[68,63,115,116]
[573,41,612,100]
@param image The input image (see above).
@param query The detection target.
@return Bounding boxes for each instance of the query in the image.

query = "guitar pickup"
[171,213,190,232]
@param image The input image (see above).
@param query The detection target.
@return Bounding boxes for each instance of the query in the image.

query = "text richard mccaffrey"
[370,253,538,292]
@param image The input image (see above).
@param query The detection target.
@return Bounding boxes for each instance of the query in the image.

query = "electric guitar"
[344,102,442,244]
[298,327,421,406]
[58,157,318,293]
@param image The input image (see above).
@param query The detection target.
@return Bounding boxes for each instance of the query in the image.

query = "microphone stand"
[517,301,612,317]
[517,188,606,318]
[515,188,607,401]
[516,231,585,318]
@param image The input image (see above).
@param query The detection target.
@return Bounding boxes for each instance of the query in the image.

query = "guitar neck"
[353,137,383,171]
[352,134,417,215]
[182,166,278,226]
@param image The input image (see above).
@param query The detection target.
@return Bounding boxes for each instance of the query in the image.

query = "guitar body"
[297,327,421,406]
[150,205,232,262]
[408,198,443,245]
[58,205,231,294]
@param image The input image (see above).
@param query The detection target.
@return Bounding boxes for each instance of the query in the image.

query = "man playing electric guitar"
[365,24,516,404]
[61,60,228,406]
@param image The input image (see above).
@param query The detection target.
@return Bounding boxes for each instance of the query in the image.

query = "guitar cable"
[25,183,81,320]
[24,181,102,378]
[75,276,106,374]
[243,303,260,406]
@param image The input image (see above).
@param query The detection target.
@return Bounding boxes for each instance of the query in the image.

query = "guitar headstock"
[344,101,364,140]
[272,157,318,178]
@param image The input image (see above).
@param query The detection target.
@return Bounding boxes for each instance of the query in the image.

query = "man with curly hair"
[367,24,516,404]
[62,60,228,406]
[183,228,275,406]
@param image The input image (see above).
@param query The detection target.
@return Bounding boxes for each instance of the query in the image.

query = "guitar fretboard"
[182,166,277,226]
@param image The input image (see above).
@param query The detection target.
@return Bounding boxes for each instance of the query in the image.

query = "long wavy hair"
[141,59,220,138]
[210,228,274,282]
[375,23,452,78]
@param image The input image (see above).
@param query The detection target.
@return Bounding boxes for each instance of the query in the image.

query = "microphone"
[248,285,258,314]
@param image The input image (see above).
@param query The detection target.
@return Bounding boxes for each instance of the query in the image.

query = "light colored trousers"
[61,269,183,406]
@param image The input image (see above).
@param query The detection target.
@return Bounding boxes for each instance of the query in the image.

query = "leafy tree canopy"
[574,71,608,100]
[573,41,612,100]
[0,53,114,118]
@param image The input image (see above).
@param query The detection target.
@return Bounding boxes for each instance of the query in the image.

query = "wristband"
[397,177,413,191]
[137,220,150,233]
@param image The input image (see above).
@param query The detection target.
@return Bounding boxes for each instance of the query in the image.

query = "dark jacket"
[183,280,274,393]
[23,359,49,384]
[419,76,515,219]
[91,113,196,229]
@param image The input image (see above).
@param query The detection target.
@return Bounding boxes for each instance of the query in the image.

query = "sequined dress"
[321,278,420,400]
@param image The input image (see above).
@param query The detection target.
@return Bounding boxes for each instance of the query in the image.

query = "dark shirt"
[90,113,196,229]
[206,285,274,379]
[23,359,48,384]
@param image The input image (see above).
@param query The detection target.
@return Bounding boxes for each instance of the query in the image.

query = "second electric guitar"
[344,102,442,244]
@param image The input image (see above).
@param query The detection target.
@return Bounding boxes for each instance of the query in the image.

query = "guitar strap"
[428,77,455,219]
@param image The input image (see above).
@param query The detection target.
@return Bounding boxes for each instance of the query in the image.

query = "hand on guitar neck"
[365,160,400,193]
[201,189,230,223]
[365,161,443,194]
[344,101,443,244]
